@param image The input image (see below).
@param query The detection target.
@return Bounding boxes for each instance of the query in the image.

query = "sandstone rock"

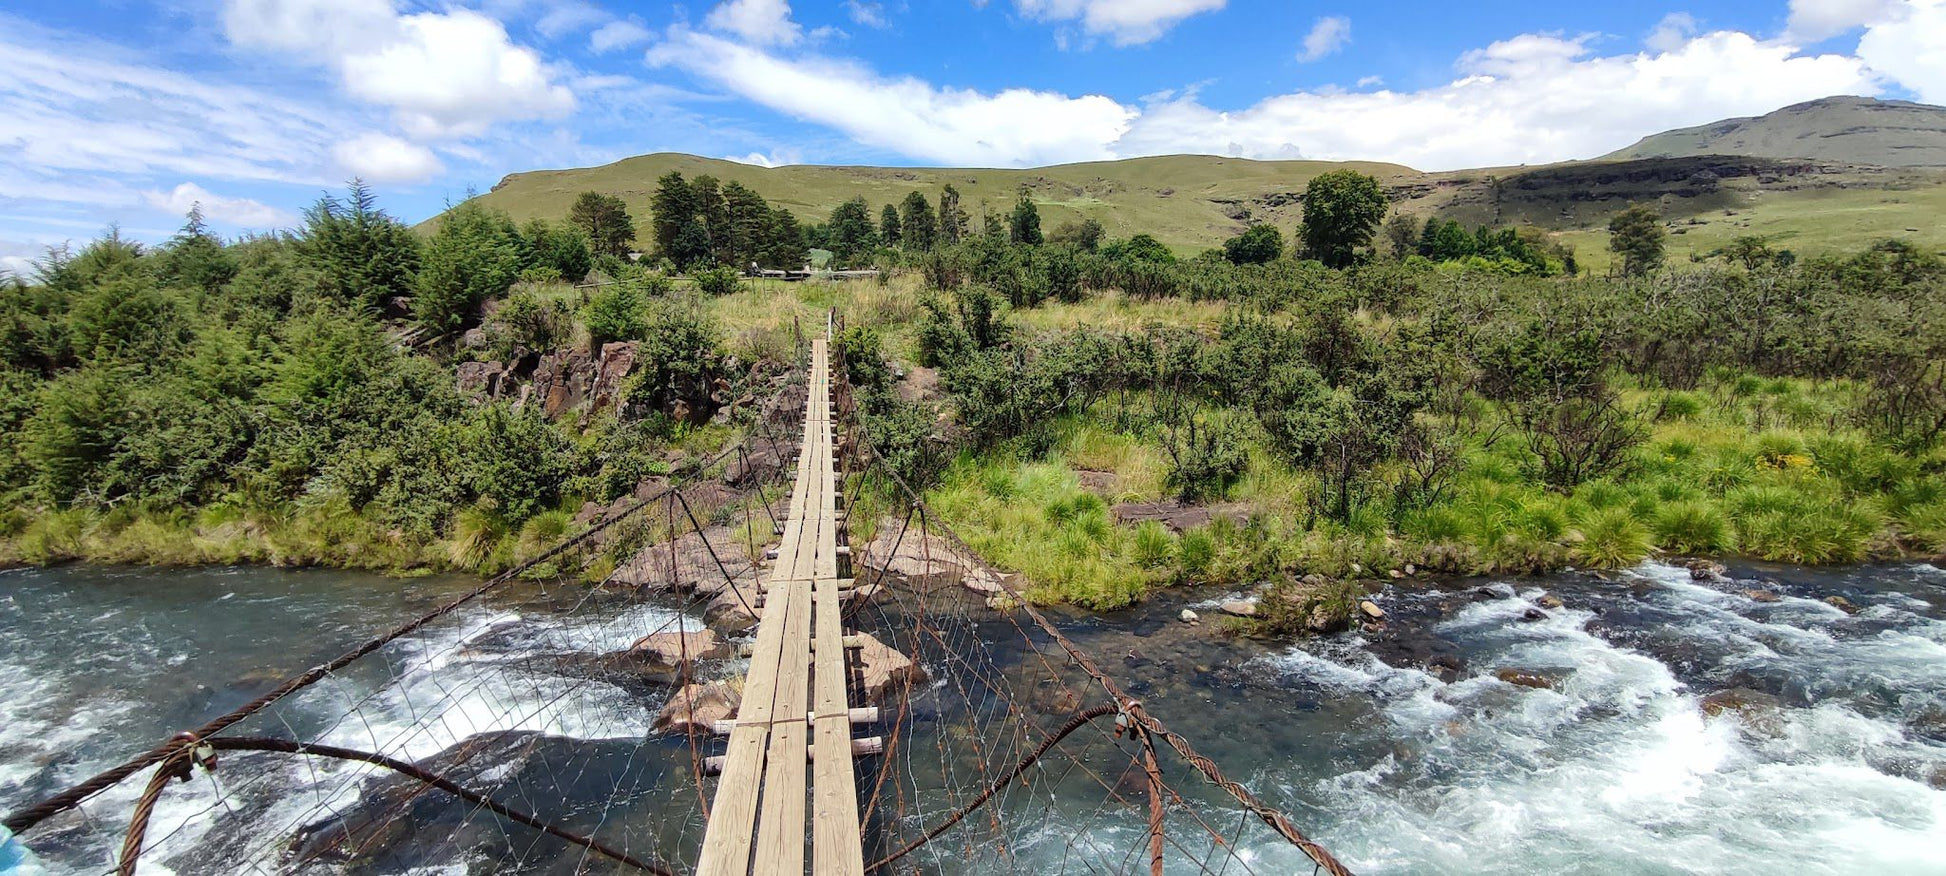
[1537,594,1565,609]
[1389,569,1405,579]
[456,360,509,399]
[608,526,758,594]
[1220,599,1258,618]
[1358,600,1385,620]
[653,681,741,735]
[461,328,489,350]
[1495,669,1554,690]
[1823,595,1862,615]
[530,349,593,418]
[703,588,760,635]
[631,629,730,665]
[1521,608,1549,622]
[1700,687,1782,718]
[1179,608,1200,624]
[588,341,638,414]
[860,517,995,596]
[1744,589,1782,603]
[854,633,926,705]
[553,630,729,687]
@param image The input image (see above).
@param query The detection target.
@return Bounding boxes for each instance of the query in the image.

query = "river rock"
[1521,608,1549,622]
[1180,608,1200,624]
[1744,589,1782,603]
[1111,499,1251,534]
[1537,593,1565,609]
[608,526,758,595]
[1688,559,1728,581]
[1700,687,1786,736]
[854,633,927,705]
[860,517,1000,596]
[1495,669,1554,690]
[1358,601,1385,620]
[704,586,761,634]
[1220,599,1258,618]
[551,630,729,687]
[1823,595,1862,615]
[653,681,742,735]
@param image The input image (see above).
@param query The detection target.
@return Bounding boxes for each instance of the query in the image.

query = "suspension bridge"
[1,316,1352,876]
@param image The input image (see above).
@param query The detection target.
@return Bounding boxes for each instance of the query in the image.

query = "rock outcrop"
[853,633,926,705]
[608,526,759,595]
[653,681,742,735]
[859,518,1004,596]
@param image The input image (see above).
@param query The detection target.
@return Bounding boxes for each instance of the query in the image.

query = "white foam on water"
[1238,564,1946,875]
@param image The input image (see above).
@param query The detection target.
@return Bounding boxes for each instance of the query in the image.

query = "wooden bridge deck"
[697,336,866,876]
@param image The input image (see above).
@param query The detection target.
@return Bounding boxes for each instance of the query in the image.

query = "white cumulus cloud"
[705,0,803,47]
[1013,0,1227,46]
[649,29,1134,166]
[1647,12,1699,52]
[1786,0,1902,40]
[334,133,445,184]
[1855,0,1946,101]
[224,0,574,140]
[142,182,295,228]
[1298,16,1351,62]
[654,23,1885,172]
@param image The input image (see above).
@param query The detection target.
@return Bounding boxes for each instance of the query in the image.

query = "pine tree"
[299,180,420,308]
[937,184,969,245]
[569,192,635,258]
[650,172,700,262]
[880,204,903,248]
[722,181,771,269]
[1008,194,1043,245]
[900,191,938,251]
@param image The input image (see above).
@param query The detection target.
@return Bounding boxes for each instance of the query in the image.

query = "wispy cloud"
[1298,16,1351,62]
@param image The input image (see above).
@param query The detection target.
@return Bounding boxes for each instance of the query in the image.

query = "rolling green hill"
[464,97,1946,271]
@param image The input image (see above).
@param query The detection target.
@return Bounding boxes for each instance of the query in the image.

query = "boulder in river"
[1537,593,1565,609]
[854,633,926,705]
[1219,599,1258,618]
[860,517,1003,596]
[1744,589,1782,603]
[548,629,729,687]
[1823,595,1862,614]
[1495,669,1555,690]
[1687,559,1728,581]
[1358,600,1385,620]
[608,526,758,595]
[654,681,742,735]
[704,586,760,634]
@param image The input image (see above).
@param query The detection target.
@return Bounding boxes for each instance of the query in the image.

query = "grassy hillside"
[469,150,1946,270]
[1604,96,1946,168]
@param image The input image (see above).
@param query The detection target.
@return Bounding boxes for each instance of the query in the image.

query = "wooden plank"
[811,576,865,876]
[697,357,821,876]
[754,576,811,872]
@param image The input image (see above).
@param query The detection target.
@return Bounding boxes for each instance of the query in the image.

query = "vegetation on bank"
[2,168,1942,638]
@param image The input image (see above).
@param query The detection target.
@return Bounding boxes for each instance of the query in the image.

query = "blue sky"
[2,0,1942,273]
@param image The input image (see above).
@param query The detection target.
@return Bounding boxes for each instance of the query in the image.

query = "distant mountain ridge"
[1602,96,1946,168]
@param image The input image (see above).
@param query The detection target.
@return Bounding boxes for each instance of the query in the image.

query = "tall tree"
[1008,194,1043,245]
[1049,217,1104,252]
[1608,203,1666,277]
[900,191,938,251]
[1382,213,1419,261]
[722,181,771,269]
[299,180,421,308]
[762,209,808,269]
[1299,170,1388,268]
[937,184,969,245]
[690,175,731,264]
[650,172,707,266]
[569,191,634,258]
[415,200,525,331]
[880,204,903,248]
[827,196,877,264]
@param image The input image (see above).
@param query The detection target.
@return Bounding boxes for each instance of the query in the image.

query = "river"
[2,560,1942,874]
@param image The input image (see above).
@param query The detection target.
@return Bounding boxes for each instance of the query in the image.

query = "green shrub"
[1178,528,1216,578]
[1654,500,1731,554]
[693,265,743,296]
[1131,520,1176,569]
[1900,502,1946,551]
[1162,411,1249,501]
[1575,506,1654,568]
[1656,392,1703,421]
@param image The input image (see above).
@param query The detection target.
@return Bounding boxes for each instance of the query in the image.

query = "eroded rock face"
[653,681,742,735]
[854,633,926,705]
[1111,500,1251,534]
[589,341,638,414]
[703,587,761,634]
[608,526,759,595]
[860,517,1004,596]
[456,360,512,399]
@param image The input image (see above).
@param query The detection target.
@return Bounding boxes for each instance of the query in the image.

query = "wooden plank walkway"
[697,336,866,876]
